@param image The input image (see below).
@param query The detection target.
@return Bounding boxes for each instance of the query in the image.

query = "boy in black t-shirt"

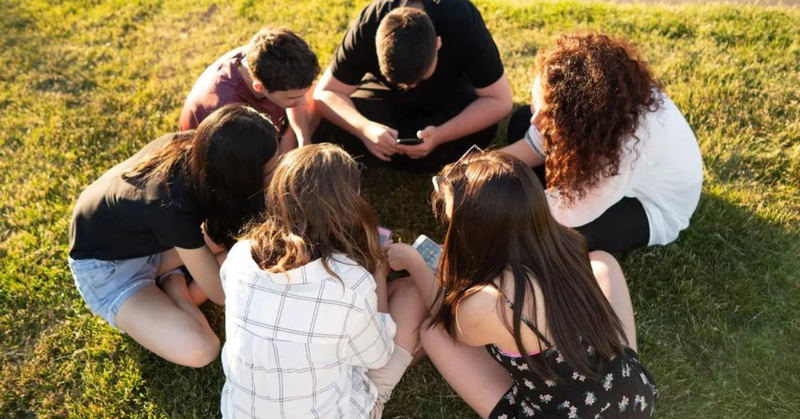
[313,0,512,171]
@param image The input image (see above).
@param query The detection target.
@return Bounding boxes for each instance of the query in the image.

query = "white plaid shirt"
[220,240,397,419]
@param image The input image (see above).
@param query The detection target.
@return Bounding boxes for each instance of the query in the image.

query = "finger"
[416,129,425,139]
[377,142,397,157]
[382,135,399,152]
[387,128,399,138]
[374,149,392,162]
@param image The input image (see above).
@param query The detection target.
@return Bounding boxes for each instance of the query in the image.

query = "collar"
[261,253,359,285]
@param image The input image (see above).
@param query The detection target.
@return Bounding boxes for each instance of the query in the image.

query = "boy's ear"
[253,80,266,93]
[436,36,442,51]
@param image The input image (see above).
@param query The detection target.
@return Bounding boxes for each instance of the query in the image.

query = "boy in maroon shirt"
[180,28,319,151]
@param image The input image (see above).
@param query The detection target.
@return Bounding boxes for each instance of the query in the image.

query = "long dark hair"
[429,151,627,379]
[124,104,278,249]
[247,144,385,277]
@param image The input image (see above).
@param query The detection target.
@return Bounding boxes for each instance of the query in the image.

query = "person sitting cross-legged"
[314,0,513,171]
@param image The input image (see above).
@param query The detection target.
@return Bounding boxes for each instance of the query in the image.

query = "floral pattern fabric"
[487,344,657,418]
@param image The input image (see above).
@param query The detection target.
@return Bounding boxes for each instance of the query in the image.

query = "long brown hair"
[429,151,627,379]
[535,31,663,204]
[248,144,385,276]
[124,104,279,249]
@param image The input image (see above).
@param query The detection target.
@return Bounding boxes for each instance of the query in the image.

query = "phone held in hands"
[378,227,393,247]
[412,234,442,272]
[397,137,423,145]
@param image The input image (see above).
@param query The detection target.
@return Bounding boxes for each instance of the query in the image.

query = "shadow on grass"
[122,187,797,419]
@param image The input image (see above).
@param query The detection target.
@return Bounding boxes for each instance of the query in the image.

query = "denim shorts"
[68,253,162,329]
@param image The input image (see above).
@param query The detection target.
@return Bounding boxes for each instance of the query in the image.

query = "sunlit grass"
[0,0,798,417]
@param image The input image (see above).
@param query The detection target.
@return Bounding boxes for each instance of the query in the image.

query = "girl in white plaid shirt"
[220,144,427,419]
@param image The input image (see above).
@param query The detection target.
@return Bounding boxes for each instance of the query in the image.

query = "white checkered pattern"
[220,240,396,419]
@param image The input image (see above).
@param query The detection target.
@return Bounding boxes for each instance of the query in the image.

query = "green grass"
[1,0,798,417]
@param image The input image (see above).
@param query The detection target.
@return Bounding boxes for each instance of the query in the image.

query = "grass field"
[1,0,798,417]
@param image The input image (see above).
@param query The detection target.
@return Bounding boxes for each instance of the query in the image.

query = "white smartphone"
[412,234,442,272]
[378,227,393,247]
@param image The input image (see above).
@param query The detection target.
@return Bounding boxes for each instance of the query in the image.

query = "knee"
[181,334,221,368]
[589,251,625,293]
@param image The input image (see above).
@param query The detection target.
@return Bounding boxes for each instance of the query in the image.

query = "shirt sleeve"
[330,6,374,86]
[463,6,504,89]
[547,145,642,227]
[524,125,547,161]
[347,290,396,370]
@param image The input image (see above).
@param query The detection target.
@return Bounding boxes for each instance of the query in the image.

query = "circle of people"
[68,1,703,418]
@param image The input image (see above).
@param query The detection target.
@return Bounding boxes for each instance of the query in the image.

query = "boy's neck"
[236,59,266,99]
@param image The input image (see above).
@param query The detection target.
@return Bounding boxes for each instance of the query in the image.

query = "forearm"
[405,260,440,315]
[435,95,511,143]
[500,138,545,168]
[315,90,372,141]
[375,271,389,314]
[285,105,310,147]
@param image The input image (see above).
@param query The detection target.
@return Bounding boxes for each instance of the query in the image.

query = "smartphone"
[412,234,442,272]
[378,227,393,247]
[397,137,423,145]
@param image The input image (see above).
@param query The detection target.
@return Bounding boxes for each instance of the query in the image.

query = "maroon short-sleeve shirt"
[179,46,285,131]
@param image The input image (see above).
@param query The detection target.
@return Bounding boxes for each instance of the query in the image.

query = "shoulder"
[227,240,254,261]
[186,48,244,102]
[639,92,690,137]
[430,0,487,30]
[455,283,504,345]
[327,253,376,294]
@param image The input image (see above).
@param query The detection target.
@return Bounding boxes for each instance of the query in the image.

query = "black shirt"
[69,134,206,261]
[331,0,504,95]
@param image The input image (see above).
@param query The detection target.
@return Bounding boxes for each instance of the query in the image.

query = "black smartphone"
[397,137,423,145]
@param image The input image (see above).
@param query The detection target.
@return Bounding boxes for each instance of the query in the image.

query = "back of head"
[249,144,384,276]
[431,151,627,378]
[535,31,663,204]
[246,27,320,91]
[376,7,437,88]
[190,104,279,248]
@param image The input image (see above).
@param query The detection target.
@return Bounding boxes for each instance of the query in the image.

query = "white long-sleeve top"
[525,93,703,246]
[220,241,396,419]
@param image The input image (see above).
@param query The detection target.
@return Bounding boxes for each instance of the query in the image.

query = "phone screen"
[378,227,392,247]
[412,234,442,272]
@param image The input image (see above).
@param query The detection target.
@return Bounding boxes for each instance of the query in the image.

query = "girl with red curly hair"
[503,32,703,253]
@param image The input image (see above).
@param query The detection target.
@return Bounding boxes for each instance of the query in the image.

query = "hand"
[386,243,423,272]
[397,125,441,159]
[362,122,399,162]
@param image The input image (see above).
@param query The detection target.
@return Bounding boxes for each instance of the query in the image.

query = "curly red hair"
[535,32,663,204]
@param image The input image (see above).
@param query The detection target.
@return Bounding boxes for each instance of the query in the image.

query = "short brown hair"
[246,27,320,92]
[376,8,437,88]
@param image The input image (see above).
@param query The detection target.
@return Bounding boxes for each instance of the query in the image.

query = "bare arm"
[175,246,225,305]
[284,85,320,148]
[313,68,398,161]
[500,137,545,168]
[386,243,439,312]
[374,265,389,313]
[436,74,513,142]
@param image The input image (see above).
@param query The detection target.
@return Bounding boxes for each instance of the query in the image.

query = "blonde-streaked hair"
[248,144,385,277]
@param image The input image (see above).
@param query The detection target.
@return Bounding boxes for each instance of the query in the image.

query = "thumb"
[416,128,427,139]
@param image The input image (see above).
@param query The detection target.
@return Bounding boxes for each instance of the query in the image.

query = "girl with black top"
[68,104,279,367]
[387,151,656,418]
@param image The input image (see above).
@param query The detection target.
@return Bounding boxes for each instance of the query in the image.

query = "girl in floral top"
[387,151,656,418]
